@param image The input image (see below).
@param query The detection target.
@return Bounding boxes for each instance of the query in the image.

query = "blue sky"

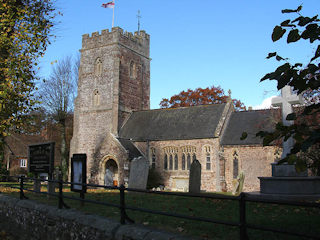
[38,0,319,109]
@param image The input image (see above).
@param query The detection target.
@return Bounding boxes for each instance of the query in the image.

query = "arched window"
[169,155,173,170]
[174,154,178,170]
[182,154,186,170]
[192,153,197,162]
[95,58,102,76]
[93,89,100,106]
[204,145,211,170]
[164,155,168,170]
[150,147,156,169]
[206,153,211,170]
[233,157,239,179]
[152,153,156,169]
[187,153,191,170]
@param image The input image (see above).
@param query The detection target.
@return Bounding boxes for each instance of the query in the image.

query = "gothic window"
[192,153,197,162]
[95,58,102,76]
[181,145,196,171]
[233,150,239,179]
[163,146,178,171]
[206,154,211,170]
[169,155,173,170]
[174,154,178,170]
[182,154,186,170]
[204,145,211,170]
[164,154,168,170]
[129,61,136,78]
[233,157,239,179]
[152,153,156,169]
[187,153,191,170]
[93,90,100,106]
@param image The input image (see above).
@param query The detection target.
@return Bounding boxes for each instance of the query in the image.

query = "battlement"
[81,27,150,55]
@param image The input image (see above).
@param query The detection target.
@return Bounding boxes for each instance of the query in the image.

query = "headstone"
[232,172,245,195]
[189,159,201,194]
[47,181,55,198]
[104,169,114,187]
[128,156,149,190]
[33,178,41,193]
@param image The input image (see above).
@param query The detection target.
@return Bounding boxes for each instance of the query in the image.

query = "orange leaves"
[159,85,246,111]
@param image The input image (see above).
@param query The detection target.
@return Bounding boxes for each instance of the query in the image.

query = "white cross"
[271,85,303,158]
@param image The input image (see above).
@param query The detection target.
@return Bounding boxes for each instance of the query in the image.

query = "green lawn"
[0,182,319,240]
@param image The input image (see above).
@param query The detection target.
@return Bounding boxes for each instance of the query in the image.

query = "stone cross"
[271,85,303,158]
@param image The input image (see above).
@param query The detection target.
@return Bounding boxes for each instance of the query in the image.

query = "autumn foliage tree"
[0,0,56,161]
[159,86,246,111]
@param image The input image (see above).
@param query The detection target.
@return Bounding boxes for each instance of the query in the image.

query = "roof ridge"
[132,103,227,113]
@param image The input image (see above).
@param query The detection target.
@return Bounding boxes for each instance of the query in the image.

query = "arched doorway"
[105,159,118,186]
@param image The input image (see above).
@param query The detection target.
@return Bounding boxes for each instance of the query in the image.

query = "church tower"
[70,27,150,183]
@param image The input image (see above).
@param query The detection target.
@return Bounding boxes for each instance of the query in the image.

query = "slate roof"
[117,138,142,159]
[221,109,279,146]
[119,104,227,141]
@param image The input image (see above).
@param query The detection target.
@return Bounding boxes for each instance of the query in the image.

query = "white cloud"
[252,96,277,110]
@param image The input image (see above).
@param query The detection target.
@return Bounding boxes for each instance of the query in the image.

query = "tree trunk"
[60,120,68,181]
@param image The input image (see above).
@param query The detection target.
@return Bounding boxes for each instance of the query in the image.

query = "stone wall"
[0,194,191,240]
[134,138,221,192]
[70,27,150,184]
[223,145,279,192]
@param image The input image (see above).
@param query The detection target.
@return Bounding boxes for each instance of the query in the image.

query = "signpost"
[28,142,55,176]
[28,142,55,194]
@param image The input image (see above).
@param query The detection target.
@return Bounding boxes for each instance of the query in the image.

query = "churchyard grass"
[0,182,319,240]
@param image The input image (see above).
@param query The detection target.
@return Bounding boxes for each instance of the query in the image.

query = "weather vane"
[137,10,141,32]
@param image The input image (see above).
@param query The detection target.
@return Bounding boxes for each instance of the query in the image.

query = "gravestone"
[189,159,201,194]
[47,182,56,198]
[128,156,149,190]
[232,172,245,195]
[33,178,41,193]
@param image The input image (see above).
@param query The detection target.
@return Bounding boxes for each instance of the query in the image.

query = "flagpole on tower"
[112,0,115,28]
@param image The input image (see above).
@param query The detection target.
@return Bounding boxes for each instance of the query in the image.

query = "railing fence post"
[239,192,248,240]
[58,177,63,209]
[120,184,126,224]
[19,176,24,200]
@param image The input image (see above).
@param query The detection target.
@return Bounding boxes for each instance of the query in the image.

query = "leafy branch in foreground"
[257,5,320,174]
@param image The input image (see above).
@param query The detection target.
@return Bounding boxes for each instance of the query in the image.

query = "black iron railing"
[1,176,320,240]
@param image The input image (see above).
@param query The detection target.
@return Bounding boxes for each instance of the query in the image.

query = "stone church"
[70,27,280,192]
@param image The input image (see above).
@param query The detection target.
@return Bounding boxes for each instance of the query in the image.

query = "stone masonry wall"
[0,194,191,240]
[134,138,221,192]
[70,27,150,184]
[223,145,280,192]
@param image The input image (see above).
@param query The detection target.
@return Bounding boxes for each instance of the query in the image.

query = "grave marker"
[189,159,201,194]
[128,156,149,190]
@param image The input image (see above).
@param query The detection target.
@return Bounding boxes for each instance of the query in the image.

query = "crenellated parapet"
[81,27,150,57]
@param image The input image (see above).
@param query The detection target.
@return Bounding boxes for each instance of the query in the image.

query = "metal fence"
[2,176,320,240]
